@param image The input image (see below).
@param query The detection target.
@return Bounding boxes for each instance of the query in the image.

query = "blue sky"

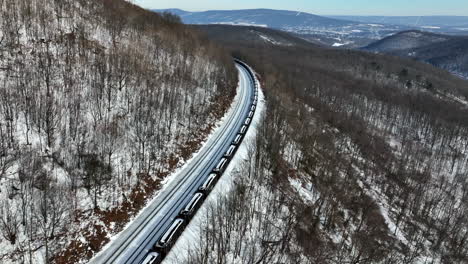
[134,0,468,16]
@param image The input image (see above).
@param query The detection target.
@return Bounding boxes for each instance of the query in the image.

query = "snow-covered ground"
[0,1,236,263]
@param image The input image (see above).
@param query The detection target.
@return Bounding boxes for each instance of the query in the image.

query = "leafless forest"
[2,1,467,263]
[0,0,236,263]
[183,26,468,263]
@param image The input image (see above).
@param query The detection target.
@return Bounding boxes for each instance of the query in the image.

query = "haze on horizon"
[134,0,468,16]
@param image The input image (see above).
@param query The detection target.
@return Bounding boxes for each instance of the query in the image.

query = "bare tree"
[0,197,20,245]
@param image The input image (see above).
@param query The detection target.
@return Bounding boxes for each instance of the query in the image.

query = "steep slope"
[0,0,236,263]
[364,30,468,79]
[179,25,468,263]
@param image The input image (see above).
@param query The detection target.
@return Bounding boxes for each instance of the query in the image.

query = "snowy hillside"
[0,0,236,263]
[176,24,468,264]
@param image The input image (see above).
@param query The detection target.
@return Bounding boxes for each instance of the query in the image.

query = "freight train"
[141,60,259,264]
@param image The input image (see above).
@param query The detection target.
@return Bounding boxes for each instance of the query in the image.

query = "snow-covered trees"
[180,121,303,264]
[0,0,236,262]
[184,27,468,263]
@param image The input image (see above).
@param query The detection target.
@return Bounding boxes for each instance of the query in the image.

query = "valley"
[0,2,467,264]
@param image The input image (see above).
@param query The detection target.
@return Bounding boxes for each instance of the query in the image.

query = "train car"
[244,118,251,126]
[224,145,237,158]
[233,134,242,145]
[234,60,258,97]
[141,252,162,264]
[154,219,185,255]
[179,193,204,221]
[198,173,218,194]
[248,111,254,118]
[251,105,256,111]
[213,158,228,174]
[239,125,247,135]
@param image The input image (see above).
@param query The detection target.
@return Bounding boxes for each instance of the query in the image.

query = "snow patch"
[254,31,293,46]
[332,43,346,47]
[289,178,315,203]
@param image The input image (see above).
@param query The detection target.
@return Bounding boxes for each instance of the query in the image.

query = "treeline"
[0,0,236,263]
[186,25,468,263]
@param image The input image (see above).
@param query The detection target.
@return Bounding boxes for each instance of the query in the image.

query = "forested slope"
[179,25,468,263]
[364,30,468,79]
[0,1,236,263]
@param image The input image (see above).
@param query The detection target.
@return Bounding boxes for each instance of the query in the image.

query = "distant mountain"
[155,9,410,48]
[364,30,468,79]
[155,8,355,28]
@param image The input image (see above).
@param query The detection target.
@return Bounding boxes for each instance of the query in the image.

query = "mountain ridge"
[154,8,411,48]
[154,8,357,28]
